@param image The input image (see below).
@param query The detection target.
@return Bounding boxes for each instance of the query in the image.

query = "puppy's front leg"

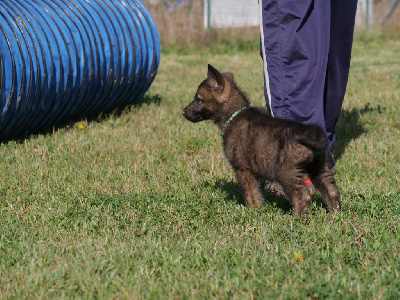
[235,170,264,207]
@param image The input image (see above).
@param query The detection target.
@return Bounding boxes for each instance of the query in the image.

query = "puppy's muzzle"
[182,104,204,123]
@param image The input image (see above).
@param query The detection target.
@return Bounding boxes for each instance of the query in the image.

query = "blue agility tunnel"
[0,0,160,141]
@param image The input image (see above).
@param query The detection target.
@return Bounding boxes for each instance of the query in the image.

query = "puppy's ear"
[223,72,234,81]
[207,64,224,91]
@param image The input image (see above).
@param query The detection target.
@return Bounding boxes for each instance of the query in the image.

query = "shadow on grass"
[212,179,295,213]
[88,93,162,123]
[211,178,336,215]
[334,103,384,160]
[1,93,163,144]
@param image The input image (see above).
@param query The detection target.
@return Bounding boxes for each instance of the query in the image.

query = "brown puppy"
[182,64,341,219]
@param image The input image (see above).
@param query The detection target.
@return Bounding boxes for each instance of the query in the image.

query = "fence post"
[380,0,400,27]
[207,0,211,46]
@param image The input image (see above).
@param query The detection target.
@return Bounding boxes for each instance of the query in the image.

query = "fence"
[142,0,400,48]
[357,0,400,29]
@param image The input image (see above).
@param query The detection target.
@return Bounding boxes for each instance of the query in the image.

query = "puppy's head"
[182,64,234,123]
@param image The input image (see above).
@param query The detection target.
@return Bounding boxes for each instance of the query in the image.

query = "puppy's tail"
[296,126,327,152]
[298,138,326,152]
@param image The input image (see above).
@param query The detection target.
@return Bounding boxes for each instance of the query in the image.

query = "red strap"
[304,177,313,188]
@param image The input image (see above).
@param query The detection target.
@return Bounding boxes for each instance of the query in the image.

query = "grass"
[1,33,400,299]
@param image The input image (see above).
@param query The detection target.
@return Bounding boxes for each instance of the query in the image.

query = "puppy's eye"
[196,97,202,103]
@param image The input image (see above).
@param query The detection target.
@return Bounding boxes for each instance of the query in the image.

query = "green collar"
[220,106,248,139]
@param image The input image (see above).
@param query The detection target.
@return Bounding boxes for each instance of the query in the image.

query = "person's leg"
[259,0,330,132]
[324,0,358,155]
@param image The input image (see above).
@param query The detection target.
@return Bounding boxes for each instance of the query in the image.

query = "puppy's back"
[223,107,327,178]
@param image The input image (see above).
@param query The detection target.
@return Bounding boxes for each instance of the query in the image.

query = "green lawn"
[1,33,399,299]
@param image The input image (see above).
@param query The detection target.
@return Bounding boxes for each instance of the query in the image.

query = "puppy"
[182,64,341,219]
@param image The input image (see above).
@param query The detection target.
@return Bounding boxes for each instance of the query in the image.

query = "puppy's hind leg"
[235,170,264,207]
[289,188,312,221]
[312,166,341,213]
[281,172,312,220]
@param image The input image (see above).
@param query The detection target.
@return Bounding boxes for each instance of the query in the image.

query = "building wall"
[203,0,259,28]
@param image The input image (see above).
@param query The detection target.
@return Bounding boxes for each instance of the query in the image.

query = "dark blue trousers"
[259,0,358,165]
